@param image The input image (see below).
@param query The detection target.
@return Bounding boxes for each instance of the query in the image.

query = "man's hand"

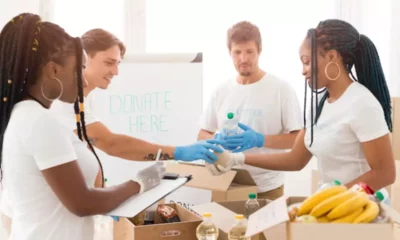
[135,161,165,193]
[224,123,264,152]
[174,141,224,163]
[213,130,237,151]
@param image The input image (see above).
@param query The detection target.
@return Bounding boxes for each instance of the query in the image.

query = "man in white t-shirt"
[49,28,222,170]
[197,21,302,200]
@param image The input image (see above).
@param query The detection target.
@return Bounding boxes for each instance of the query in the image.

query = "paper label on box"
[245,196,289,237]
[164,186,212,213]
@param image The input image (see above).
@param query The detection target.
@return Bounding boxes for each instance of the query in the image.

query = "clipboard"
[106,175,192,218]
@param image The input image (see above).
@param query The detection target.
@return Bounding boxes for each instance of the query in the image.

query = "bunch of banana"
[296,185,381,224]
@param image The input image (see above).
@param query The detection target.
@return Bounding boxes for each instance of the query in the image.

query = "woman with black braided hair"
[207,19,395,193]
[0,13,165,239]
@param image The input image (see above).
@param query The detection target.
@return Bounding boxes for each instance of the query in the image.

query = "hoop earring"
[41,77,63,101]
[324,62,340,81]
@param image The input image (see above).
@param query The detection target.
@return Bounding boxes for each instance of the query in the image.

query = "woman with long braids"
[0,13,164,239]
[207,19,395,192]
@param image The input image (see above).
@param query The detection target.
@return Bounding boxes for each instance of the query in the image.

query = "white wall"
[0,0,41,28]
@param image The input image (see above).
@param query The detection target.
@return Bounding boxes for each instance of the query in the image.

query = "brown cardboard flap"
[191,202,237,233]
[232,168,256,186]
[166,162,237,191]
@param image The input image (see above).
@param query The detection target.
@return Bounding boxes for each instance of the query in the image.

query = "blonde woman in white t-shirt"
[0,13,166,240]
[208,19,396,192]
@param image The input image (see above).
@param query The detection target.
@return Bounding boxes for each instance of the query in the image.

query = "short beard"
[239,71,251,77]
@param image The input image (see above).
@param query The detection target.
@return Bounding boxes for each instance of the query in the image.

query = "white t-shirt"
[1,101,99,240]
[50,93,99,131]
[304,82,389,186]
[199,74,303,192]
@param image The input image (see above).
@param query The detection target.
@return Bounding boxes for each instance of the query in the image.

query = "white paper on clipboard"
[106,177,190,218]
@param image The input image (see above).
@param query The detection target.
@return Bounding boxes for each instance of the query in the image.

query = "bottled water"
[244,193,259,219]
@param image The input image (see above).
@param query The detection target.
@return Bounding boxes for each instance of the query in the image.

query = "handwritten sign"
[108,91,173,133]
[245,196,289,238]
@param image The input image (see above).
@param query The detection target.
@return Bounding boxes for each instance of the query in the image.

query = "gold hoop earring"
[324,62,340,81]
[41,77,63,101]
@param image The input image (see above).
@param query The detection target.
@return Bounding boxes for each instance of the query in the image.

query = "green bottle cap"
[333,180,341,185]
[375,191,384,201]
[227,112,234,119]
[248,193,256,199]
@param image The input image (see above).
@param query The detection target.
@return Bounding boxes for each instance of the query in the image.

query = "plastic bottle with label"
[196,213,219,240]
[369,189,391,223]
[244,193,259,219]
[228,214,250,240]
[317,180,342,191]
[224,112,239,136]
[375,189,391,206]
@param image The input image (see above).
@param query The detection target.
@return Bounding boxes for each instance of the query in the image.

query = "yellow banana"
[316,216,330,223]
[297,185,347,216]
[353,200,380,223]
[331,208,364,223]
[310,190,357,218]
[327,192,369,220]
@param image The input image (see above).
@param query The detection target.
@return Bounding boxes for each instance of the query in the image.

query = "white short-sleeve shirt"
[1,100,99,240]
[50,93,99,131]
[199,73,303,192]
[305,82,390,186]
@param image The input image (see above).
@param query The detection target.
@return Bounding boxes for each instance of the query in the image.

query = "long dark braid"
[0,14,75,179]
[73,38,105,188]
[305,19,392,146]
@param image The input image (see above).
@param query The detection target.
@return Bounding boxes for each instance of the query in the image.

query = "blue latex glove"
[111,216,119,221]
[174,141,224,163]
[213,129,238,151]
[224,122,264,153]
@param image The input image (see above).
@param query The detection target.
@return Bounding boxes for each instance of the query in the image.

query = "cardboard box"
[192,200,268,240]
[113,203,202,240]
[391,97,400,160]
[165,163,258,203]
[245,196,400,240]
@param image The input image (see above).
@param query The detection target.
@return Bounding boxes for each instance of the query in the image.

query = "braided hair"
[73,38,104,187]
[0,13,72,177]
[0,13,104,186]
[305,19,392,146]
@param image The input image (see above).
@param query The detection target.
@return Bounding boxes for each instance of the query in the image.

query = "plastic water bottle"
[196,213,219,240]
[244,193,259,219]
[224,112,239,136]
[375,189,391,206]
[228,214,250,240]
[317,180,342,191]
[370,189,391,223]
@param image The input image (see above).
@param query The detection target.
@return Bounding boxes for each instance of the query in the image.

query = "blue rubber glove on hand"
[224,122,264,153]
[213,130,238,151]
[174,141,224,163]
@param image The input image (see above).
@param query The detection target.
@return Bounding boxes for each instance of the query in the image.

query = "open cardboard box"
[242,196,400,240]
[391,97,400,159]
[114,203,201,240]
[192,199,268,240]
[165,162,258,202]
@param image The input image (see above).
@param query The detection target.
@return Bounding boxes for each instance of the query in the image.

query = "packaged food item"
[350,182,374,195]
[157,205,181,223]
